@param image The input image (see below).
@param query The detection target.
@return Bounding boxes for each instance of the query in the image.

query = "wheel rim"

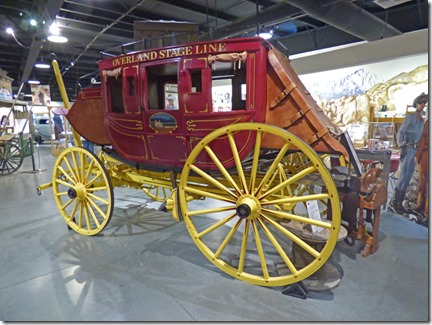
[179,123,340,286]
[52,147,113,235]
[0,143,23,175]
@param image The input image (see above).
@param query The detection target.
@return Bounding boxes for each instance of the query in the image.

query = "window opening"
[210,60,246,112]
[190,68,202,93]
[108,76,124,113]
[146,62,178,110]
[165,84,178,110]
[128,77,135,96]
[212,79,232,112]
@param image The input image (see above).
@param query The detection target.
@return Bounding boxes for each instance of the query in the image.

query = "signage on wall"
[30,85,51,106]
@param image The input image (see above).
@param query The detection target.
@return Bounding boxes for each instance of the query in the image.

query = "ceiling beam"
[200,2,305,40]
[20,0,65,84]
[282,0,402,41]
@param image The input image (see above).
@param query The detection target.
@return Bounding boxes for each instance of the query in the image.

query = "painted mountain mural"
[306,68,377,100]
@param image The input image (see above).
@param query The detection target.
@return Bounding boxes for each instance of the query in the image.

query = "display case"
[346,122,395,151]
[346,123,368,148]
[369,122,395,150]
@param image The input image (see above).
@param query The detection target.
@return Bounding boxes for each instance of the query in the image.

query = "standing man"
[389,92,427,215]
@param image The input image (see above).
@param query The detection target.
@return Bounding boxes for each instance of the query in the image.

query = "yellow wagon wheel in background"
[52,147,114,235]
[179,123,340,287]
[142,185,170,202]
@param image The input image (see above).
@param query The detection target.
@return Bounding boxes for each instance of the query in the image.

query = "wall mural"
[299,54,428,129]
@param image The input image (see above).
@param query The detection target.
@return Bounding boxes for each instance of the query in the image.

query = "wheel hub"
[68,183,87,200]
[67,188,77,199]
[236,195,261,220]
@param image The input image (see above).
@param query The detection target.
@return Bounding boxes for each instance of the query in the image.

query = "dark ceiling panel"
[0,0,427,102]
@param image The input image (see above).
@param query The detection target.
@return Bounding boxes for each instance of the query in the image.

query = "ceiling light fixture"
[28,79,40,85]
[35,62,50,69]
[47,22,68,43]
[258,29,273,40]
[5,27,28,48]
[35,52,50,69]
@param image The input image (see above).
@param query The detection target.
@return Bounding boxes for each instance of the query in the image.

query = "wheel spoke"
[190,164,238,199]
[71,151,81,182]
[62,156,78,183]
[83,201,92,231]
[263,193,330,206]
[86,200,101,228]
[87,186,108,192]
[262,207,331,229]
[78,201,84,228]
[61,198,75,210]
[55,178,75,188]
[255,142,291,197]
[184,185,236,203]
[86,171,103,187]
[204,145,242,195]
[188,205,236,217]
[249,130,263,193]
[258,165,316,200]
[261,215,321,258]
[196,213,237,238]
[67,200,79,222]
[214,218,243,259]
[237,219,250,274]
[58,166,76,184]
[256,218,298,275]
[79,151,85,181]
[87,192,110,205]
[84,159,95,184]
[251,220,269,279]
[87,196,108,218]
[227,132,248,194]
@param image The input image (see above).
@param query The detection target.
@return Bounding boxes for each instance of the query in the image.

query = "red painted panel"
[98,37,269,170]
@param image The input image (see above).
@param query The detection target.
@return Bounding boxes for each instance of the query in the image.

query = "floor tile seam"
[0,264,77,291]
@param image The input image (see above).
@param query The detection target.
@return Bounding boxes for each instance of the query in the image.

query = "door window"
[145,62,178,111]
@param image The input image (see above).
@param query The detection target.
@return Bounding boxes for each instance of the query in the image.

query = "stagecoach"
[38,36,360,287]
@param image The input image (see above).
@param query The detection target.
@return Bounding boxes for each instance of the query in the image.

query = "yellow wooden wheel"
[142,185,170,202]
[52,147,114,235]
[179,123,340,287]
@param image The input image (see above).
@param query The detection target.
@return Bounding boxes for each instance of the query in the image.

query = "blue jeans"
[395,146,416,194]
[83,140,95,153]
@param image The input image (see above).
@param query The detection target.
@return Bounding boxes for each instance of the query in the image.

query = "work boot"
[388,188,407,215]
[412,208,426,223]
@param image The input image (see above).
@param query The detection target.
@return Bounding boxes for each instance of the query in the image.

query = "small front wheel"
[52,147,114,235]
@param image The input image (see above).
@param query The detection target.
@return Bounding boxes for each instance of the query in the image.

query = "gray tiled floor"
[0,144,429,321]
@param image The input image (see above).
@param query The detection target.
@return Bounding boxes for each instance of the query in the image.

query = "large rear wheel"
[179,123,340,287]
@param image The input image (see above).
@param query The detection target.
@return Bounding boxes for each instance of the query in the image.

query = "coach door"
[104,64,150,161]
[140,60,187,167]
